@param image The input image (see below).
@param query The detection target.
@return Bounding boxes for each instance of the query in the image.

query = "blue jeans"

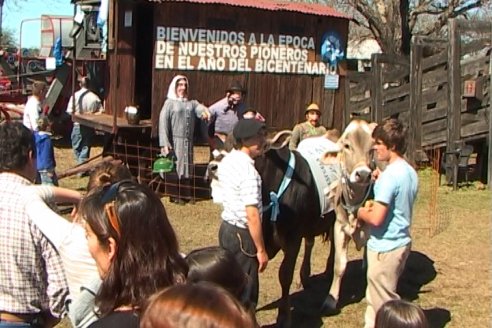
[36,169,58,186]
[71,124,95,164]
[0,323,36,328]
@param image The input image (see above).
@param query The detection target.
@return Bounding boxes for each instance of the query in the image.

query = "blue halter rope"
[263,151,296,222]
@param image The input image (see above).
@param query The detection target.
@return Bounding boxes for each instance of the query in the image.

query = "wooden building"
[75,0,350,195]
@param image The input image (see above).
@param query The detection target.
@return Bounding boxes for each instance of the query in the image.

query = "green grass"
[56,147,492,327]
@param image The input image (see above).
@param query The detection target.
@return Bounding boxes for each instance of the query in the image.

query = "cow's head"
[206,130,291,203]
[207,130,289,176]
[323,120,376,185]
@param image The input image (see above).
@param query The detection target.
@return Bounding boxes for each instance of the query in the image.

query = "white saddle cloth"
[297,136,340,215]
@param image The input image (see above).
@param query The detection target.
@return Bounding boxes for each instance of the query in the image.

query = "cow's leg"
[325,226,335,274]
[322,218,350,313]
[277,236,302,328]
[300,236,314,287]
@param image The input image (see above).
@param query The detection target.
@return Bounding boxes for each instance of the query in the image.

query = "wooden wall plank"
[146,2,348,135]
[447,19,462,154]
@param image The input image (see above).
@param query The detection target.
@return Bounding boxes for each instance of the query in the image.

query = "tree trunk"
[399,0,411,55]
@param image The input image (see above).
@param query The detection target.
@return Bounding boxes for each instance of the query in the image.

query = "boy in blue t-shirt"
[357,118,418,328]
[34,116,58,185]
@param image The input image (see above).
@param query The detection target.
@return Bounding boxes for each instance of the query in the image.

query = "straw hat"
[305,103,321,114]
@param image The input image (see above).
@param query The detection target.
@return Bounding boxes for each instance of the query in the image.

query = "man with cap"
[216,118,268,313]
[207,81,249,152]
[289,102,327,150]
[66,76,104,167]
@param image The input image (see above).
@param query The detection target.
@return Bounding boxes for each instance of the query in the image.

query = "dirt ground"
[55,143,491,328]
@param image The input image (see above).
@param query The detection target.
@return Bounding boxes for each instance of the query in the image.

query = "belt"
[223,220,247,230]
[0,312,40,323]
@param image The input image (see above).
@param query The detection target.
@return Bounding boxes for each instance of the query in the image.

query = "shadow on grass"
[424,308,451,328]
[259,250,443,328]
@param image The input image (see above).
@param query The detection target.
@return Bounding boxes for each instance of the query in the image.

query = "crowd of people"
[2,73,425,328]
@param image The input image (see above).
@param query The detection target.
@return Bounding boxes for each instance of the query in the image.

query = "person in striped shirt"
[217,119,268,313]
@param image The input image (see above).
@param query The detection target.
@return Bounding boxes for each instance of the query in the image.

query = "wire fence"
[109,137,212,202]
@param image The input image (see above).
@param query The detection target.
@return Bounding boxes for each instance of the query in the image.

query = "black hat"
[233,119,265,140]
[226,81,245,94]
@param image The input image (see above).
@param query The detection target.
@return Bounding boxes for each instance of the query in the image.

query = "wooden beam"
[456,19,492,33]
[447,19,462,190]
[408,40,423,164]
[412,35,447,46]
[343,75,350,128]
[371,54,383,123]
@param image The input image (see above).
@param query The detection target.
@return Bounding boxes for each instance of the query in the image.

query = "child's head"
[375,300,429,328]
[140,282,255,328]
[32,81,47,99]
[372,118,407,155]
[243,108,257,119]
[185,246,248,301]
[36,116,51,132]
[87,162,134,191]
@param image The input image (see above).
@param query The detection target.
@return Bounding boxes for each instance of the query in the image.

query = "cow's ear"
[368,122,378,133]
[321,151,339,165]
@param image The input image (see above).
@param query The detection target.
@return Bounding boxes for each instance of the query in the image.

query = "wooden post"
[447,19,462,190]
[408,37,423,164]
[343,72,351,128]
[324,89,335,129]
[371,54,383,123]
[488,22,492,190]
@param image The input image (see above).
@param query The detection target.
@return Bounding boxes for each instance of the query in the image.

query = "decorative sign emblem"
[320,31,345,66]
[321,31,344,89]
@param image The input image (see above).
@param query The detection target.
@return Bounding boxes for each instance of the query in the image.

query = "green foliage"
[1,27,18,49]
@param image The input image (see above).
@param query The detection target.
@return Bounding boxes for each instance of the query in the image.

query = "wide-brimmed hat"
[226,81,245,94]
[305,103,321,114]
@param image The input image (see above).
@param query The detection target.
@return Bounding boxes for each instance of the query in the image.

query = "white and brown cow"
[316,120,376,312]
[207,120,375,327]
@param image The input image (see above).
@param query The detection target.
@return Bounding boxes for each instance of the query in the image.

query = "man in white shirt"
[23,81,47,131]
[217,119,268,312]
[66,77,103,165]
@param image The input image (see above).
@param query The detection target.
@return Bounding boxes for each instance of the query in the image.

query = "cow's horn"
[270,130,292,144]
[268,130,292,150]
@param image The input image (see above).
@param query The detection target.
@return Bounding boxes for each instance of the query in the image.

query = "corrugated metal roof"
[147,0,350,19]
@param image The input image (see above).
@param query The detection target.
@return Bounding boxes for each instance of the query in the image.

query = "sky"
[3,0,74,48]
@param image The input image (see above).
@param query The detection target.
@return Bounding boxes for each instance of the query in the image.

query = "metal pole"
[71,3,77,115]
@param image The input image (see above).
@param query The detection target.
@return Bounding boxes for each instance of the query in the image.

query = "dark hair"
[32,81,47,97]
[36,116,50,132]
[375,300,429,328]
[78,76,90,89]
[0,122,36,172]
[87,162,134,191]
[140,282,255,328]
[372,118,407,155]
[185,246,248,301]
[79,181,188,316]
